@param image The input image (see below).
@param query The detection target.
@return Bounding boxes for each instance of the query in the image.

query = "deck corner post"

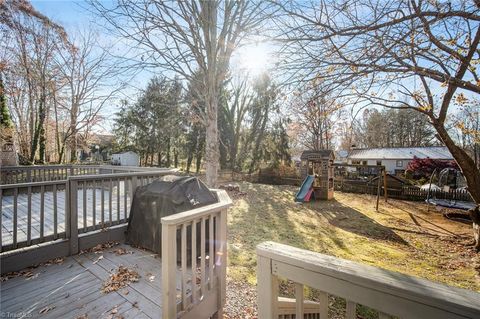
[68,179,79,255]
[257,254,279,319]
[216,209,228,310]
[162,222,177,319]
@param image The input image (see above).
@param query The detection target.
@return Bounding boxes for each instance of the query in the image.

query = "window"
[376,160,382,166]
[352,160,360,165]
[396,160,403,167]
[362,160,367,165]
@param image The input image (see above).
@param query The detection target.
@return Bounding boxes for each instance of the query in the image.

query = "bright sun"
[237,44,270,76]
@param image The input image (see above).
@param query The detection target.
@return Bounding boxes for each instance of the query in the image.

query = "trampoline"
[425,168,475,210]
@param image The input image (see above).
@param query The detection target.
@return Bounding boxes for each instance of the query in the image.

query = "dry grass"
[224,182,480,317]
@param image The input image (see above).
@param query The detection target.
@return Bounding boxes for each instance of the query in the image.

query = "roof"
[300,150,335,160]
[348,147,453,160]
[112,151,138,156]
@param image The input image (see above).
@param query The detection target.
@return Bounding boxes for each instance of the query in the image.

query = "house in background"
[111,151,140,166]
[347,146,454,175]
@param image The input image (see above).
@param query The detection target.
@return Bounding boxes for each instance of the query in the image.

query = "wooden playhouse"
[299,150,335,200]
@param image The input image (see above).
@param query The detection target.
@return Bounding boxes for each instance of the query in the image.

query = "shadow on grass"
[309,199,409,246]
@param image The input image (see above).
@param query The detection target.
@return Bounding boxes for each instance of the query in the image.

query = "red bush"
[405,157,458,180]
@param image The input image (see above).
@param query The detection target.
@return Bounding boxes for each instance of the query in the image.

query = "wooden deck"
[0,244,180,318]
[1,184,132,247]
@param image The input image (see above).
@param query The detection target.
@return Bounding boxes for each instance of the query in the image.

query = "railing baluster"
[101,179,105,227]
[92,180,96,229]
[201,217,206,295]
[216,210,227,309]
[53,184,58,239]
[161,223,177,318]
[69,180,79,254]
[209,214,214,290]
[83,181,87,232]
[27,186,32,245]
[124,178,128,221]
[346,301,356,319]
[191,219,197,304]
[40,185,45,241]
[295,283,304,319]
[318,292,328,319]
[13,188,17,249]
[117,178,120,223]
[257,255,279,318]
[181,223,188,310]
[109,178,113,226]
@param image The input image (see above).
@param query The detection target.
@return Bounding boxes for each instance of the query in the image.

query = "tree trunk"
[173,148,178,168]
[166,138,171,167]
[205,100,218,185]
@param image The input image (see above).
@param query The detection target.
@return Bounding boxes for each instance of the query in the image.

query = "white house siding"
[346,147,453,175]
[111,152,140,166]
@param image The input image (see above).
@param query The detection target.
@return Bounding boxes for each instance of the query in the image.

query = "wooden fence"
[334,182,474,202]
[253,172,474,203]
[257,241,480,319]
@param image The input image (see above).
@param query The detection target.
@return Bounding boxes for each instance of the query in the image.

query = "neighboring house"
[334,150,349,164]
[111,151,140,166]
[347,146,453,175]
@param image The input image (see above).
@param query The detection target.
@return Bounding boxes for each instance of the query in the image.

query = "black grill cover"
[126,175,217,254]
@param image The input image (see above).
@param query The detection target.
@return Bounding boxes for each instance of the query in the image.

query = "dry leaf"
[102,266,139,293]
[146,272,155,282]
[39,305,55,314]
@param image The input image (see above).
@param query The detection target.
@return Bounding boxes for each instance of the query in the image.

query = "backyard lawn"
[224,182,480,318]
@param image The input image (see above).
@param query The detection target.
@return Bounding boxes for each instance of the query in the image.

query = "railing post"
[215,209,228,316]
[257,255,279,318]
[68,179,79,255]
[131,176,138,194]
[162,223,177,319]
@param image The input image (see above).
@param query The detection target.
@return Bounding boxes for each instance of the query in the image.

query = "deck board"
[0,245,164,319]
[1,184,132,247]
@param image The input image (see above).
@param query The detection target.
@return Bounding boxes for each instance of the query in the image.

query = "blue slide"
[295,175,315,202]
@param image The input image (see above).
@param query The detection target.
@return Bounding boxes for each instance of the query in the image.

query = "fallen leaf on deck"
[75,315,88,319]
[111,306,118,314]
[122,289,129,295]
[102,266,139,293]
[39,305,55,314]
[112,248,132,255]
[146,272,155,282]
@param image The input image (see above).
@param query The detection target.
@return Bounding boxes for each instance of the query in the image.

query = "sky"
[29,1,276,134]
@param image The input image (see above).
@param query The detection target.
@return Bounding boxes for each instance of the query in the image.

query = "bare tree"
[90,0,270,186]
[55,29,123,163]
[293,84,342,151]
[276,0,480,249]
[2,0,68,163]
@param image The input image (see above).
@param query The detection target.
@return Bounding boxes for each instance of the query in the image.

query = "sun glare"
[238,44,270,76]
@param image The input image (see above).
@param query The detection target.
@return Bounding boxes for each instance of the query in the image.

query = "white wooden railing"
[161,190,232,319]
[257,241,480,319]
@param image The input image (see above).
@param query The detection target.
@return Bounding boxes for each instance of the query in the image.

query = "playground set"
[295,149,389,211]
[295,150,335,202]
[426,167,475,211]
